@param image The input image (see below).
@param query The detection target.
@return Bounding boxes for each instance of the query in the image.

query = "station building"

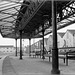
[63,30,75,47]
[0,45,15,53]
[26,38,48,53]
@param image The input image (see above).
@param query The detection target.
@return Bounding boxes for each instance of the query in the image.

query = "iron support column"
[29,38,31,56]
[15,38,17,56]
[20,30,22,59]
[42,24,45,60]
[51,0,60,74]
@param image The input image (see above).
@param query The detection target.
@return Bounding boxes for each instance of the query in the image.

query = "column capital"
[29,38,31,40]
[15,38,17,40]
[19,30,22,32]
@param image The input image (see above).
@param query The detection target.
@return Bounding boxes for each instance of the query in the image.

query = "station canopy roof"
[0,0,75,39]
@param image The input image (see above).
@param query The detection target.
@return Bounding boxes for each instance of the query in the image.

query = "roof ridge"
[67,29,75,31]
[57,32,65,38]
[67,29,75,35]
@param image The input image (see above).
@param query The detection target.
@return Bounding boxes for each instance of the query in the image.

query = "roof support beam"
[14,7,24,17]
[19,0,45,30]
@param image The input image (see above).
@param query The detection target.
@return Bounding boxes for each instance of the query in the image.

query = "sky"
[0,23,75,47]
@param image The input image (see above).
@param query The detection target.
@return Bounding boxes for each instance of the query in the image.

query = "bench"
[30,51,36,57]
[44,51,75,66]
[31,50,48,58]
[30,50,42,58]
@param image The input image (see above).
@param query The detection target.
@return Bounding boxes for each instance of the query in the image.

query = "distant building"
[25,38,48,53]
[0,45,15,53]
[31,38,48,51]
[26,29,75,53]
[46,35,53,51]
[57,32,65,48]
[46,32,65,51]
[63,30,75,47]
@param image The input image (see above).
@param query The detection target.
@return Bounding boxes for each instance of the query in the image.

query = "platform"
[1,53,75,75]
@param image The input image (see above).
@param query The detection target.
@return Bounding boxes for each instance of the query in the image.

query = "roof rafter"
[0,11,18,16]
[2,0,29,7]
[0,19,16,23]
[0,12,18,21]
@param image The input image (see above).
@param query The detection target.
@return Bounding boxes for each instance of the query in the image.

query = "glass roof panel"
[0,3,17,8]
[1,23,13,26]
[68,17,75,21]
[1,9,18,14]
[3,18,15,22]
[0,0,23,37]
[0,14,11,18]
[0,4,21,11]
[0,0,75,38]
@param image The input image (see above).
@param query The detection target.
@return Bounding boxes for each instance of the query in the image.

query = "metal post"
[20,30,22,59]
[29,38,31,56]
[42,24,45,60]
[15,38,17,56]
[51,0,60,74]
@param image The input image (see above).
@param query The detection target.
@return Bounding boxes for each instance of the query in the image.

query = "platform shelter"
[0,0,75,74]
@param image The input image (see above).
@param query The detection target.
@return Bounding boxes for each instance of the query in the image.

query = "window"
[10,51,12,52]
